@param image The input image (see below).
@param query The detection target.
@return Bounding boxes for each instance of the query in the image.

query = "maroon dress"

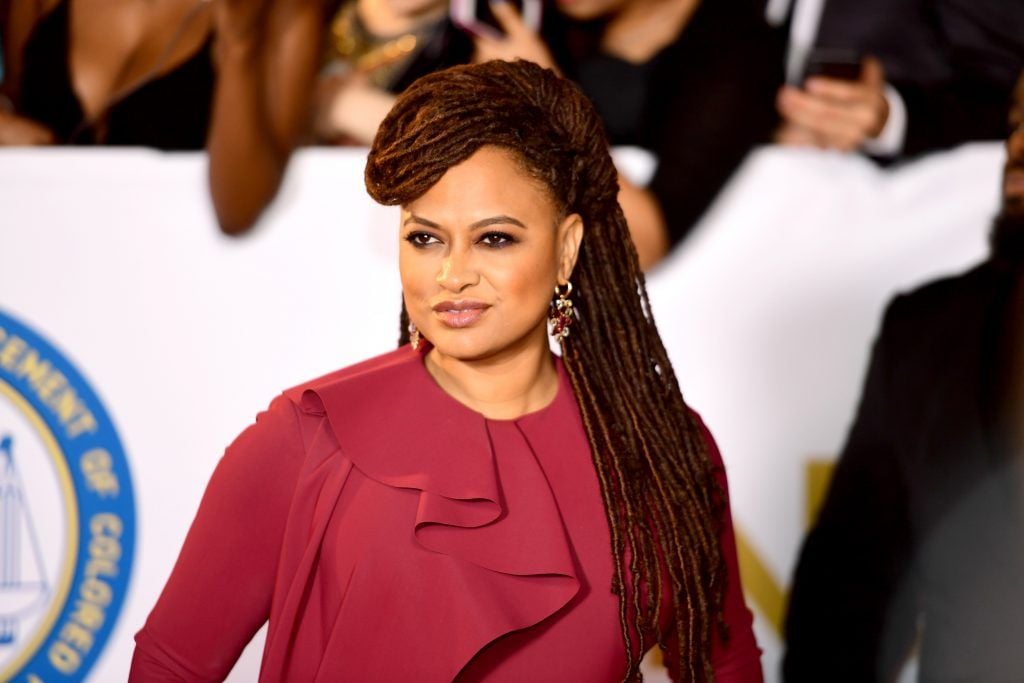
[130,345,762,681]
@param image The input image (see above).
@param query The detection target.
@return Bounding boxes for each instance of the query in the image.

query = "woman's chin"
[428,327,548,364]
[428,337,504,363]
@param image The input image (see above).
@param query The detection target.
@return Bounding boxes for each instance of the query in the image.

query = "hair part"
[367,60,726,681]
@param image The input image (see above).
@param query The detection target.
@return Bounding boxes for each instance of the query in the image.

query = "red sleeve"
[664,414,764,682]
[130,395,306,681]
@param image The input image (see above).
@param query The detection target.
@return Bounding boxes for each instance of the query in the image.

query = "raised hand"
[776,57,890,152]
[472,1,556,72]
[211,0,274,47]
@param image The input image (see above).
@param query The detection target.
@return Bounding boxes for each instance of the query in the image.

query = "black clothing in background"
[384,20,473,95]
[814,0,1024,157]
[19,0,214,150]
[546,0,784,247]
[783,261,1024,682]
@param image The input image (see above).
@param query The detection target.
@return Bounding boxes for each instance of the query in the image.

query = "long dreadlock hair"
[365,59,726,682]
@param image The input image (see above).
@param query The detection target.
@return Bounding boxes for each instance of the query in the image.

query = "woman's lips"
[432,301,491,328]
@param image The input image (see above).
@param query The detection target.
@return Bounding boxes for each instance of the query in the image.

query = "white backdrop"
[0,142,1002,682]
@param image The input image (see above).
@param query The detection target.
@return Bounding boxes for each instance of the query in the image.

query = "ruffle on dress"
[259,345,581,681]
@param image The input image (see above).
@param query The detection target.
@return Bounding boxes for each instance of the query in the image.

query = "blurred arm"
[0,0,56,145]
[1,0,45,103]
[616,175,668,271]
[207,0,326,235]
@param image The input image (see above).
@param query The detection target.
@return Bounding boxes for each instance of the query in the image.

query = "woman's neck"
[424,329,560,420]
[602,0,699,64]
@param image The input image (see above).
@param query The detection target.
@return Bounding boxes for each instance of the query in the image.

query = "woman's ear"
[556,213,584,283]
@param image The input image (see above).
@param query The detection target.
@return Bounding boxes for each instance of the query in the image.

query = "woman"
[475,0,784,267]
[0,0,215,148]
[131,60,761,681]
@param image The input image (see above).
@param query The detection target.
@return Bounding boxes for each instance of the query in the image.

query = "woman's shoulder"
[274,344,496,498]
[231,345,431,483]
[282,344,421,415]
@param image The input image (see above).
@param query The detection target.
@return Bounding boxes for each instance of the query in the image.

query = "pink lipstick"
[432,300,490,328]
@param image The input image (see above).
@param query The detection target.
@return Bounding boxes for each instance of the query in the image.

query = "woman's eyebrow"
[469,215,527,229]
[403,214,441,228]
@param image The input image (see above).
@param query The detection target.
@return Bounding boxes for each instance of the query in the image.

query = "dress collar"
[283,343,573,504]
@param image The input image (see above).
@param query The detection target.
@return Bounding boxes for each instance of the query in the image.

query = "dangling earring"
[550,281,574,343]
[408,322,421,351]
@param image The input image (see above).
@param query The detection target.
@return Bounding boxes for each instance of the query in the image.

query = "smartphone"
[803,48,862,82]
[450,0,543,40]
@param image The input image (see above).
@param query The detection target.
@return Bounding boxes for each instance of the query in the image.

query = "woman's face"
[400,146,583,362]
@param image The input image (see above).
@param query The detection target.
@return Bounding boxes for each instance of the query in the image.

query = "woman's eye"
[479,232,516,248]
[405,232,441,247]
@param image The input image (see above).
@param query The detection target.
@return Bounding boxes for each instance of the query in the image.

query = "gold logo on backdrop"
[734,457,835,637]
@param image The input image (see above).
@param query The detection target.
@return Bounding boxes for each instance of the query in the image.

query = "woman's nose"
[436,247,479,291]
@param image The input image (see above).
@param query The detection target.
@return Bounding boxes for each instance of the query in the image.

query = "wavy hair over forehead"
[366,60,726,682]
[366,59,616,214]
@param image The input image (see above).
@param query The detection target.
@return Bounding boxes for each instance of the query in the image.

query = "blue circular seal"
[0,308,135,682]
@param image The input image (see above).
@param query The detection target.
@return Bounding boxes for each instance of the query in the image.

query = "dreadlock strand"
[562,351,637,674]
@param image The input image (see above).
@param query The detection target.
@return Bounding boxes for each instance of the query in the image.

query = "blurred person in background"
[776,0,1024,158]
[208,0,472,234]
[783,74,1024,682]
[0,0,215,148]
[313,0,473,143]
[474,0,784,267]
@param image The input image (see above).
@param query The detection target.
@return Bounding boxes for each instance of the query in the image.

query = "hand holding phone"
[465,0,556,72]
[802,48,863,83]
[452,0,542,41]
[777,55,890,152]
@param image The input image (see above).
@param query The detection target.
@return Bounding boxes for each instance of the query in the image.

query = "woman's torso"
[19,0,215,149]
[131,345,760,681]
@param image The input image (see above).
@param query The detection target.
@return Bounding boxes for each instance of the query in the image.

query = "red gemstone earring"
[550,282,574,343]
[409,322,421,350]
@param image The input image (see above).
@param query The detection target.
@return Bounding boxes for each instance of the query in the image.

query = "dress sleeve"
[663,415,764,682]
[129,394,307,681]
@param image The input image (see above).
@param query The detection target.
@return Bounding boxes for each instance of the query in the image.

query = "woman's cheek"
[493,255,556,319]
[401,250,436,294]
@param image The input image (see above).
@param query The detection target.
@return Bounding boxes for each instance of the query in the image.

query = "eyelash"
[403,231,518,249]
[404,231,440,247]
[479,231,516,248]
